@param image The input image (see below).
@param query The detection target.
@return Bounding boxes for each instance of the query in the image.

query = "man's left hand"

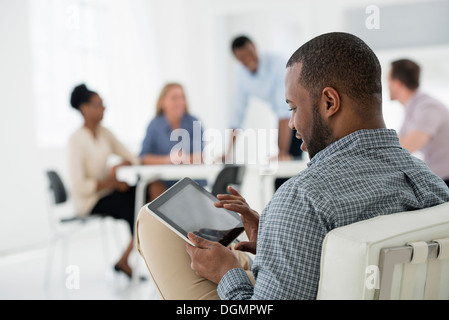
[185,232,243,284]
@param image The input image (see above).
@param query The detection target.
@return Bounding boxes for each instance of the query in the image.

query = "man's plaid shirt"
[218,128,449,299]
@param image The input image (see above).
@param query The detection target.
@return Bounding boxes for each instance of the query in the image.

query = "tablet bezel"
[145,177,244,246]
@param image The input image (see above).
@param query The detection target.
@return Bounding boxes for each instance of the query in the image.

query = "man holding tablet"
[136,32,449,300]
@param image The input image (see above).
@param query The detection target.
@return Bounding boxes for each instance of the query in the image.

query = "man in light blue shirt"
[225,36,302,163]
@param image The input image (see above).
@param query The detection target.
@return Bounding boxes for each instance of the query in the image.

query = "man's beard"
[307,102,335,159]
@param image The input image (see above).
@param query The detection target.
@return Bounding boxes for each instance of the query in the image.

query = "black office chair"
[46,171,67,204]
[44,170,118,291]
[211,165,246,197]
[46,170,87,223]
[46,170,97,223]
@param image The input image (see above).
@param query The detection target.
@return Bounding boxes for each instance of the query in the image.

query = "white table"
[117,160,309,221]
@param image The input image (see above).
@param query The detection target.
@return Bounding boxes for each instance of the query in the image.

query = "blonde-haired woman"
[140,83,204,200]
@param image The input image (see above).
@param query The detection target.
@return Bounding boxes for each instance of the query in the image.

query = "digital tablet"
[145,177,244,246]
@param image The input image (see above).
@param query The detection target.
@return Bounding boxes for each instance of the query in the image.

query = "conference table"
[116,160,309,217]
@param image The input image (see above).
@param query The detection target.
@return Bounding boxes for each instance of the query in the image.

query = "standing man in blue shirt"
[224,36,303,166]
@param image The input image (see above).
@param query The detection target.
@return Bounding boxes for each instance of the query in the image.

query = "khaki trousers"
[135,206,253,300]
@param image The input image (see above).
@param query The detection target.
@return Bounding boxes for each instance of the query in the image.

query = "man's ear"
[321,87,341,118]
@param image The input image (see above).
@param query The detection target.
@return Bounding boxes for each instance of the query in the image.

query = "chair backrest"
[211,165,245,196]
[317,202,449,300]
[46,170,68,204]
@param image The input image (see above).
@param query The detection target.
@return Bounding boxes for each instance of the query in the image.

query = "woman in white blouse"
[68,84,139,279]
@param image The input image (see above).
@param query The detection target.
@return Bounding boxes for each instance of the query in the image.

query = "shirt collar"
[307,128,401,167]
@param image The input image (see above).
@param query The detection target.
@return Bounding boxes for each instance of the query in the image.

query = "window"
[29,0,158,151]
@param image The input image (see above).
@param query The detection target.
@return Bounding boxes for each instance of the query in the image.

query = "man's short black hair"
[231,35,253,52]
[391,59,420,90]
[286,32,382,113]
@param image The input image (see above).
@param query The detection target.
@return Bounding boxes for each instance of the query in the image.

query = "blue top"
[230,53,291,129]
[217,128,449,300]
[140,113,204,157]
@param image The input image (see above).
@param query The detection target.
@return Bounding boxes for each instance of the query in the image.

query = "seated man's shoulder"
[272,167,330,206]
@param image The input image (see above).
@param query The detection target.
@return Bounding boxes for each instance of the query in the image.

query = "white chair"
[317,202,449,300]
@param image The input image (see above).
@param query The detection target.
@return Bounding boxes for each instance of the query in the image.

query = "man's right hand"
[214,186,259,254]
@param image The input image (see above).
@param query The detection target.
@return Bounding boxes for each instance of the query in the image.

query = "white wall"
[0,0,52,252]
[1,0,449,254]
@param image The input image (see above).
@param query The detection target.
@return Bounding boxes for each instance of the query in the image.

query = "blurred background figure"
[224,35,303,165]
[68,84,139,278]
[140,83,205,201]
[388,59,449,187]
[225,35,304,190]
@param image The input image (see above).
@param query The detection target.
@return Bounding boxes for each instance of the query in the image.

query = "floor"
[0,218,159,300]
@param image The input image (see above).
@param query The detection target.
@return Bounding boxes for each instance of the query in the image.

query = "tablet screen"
[147,178,244,245]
